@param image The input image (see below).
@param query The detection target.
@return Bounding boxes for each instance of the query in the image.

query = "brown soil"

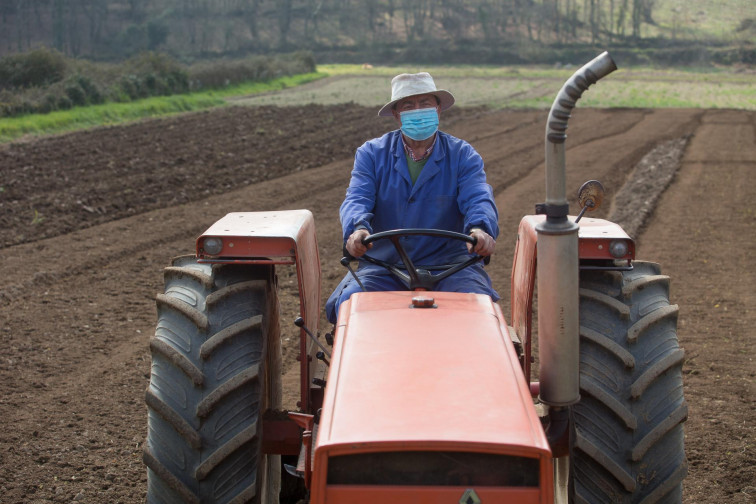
[0,104,753,503]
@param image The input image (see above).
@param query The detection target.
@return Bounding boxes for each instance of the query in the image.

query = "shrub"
[65,83,87,106]
[41,94,59,113]
[0,50,314,118]
[144,73,159,93]
[57,95,73,110]
[75,75,104,104]
[120,52,189,97]
[290,51,317,73]
[165,72,189,94]
[119,75,141,100]
[0,47,67,89]
[187,51,316,90]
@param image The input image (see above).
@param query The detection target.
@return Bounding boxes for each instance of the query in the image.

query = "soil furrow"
[0,106,752,504]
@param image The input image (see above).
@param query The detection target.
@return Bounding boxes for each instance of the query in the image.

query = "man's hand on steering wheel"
[350,228,490,291]
[346,228,372,257]
[468,228,496,256]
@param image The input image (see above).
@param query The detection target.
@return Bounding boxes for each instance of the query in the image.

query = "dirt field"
[0,103,753,503]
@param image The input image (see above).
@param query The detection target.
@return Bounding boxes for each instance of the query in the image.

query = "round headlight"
[609,240,629,258]
[203,237,223,255]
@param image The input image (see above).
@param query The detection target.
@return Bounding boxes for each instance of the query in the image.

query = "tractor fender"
[196,210,321,412]
[511,214,635,381]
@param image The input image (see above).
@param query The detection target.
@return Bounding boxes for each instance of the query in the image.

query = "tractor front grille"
[326,451,539,487]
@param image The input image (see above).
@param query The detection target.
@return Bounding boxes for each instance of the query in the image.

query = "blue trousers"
[325,263,499,323]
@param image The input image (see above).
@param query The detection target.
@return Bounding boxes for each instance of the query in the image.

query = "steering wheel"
[345,228,487,291]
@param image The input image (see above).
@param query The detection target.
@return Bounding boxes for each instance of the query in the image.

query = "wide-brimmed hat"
[378,72,455,117]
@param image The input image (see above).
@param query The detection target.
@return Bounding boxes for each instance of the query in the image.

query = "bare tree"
[590,0,599,43]
[439,0,463,40]
[125,0,146,24]
[632,0,644,38]
[278,0,293,49]
[304,0,324,44]
[402,0,431,43]
[51,0,65,52]
[80,0,109,54]
[243,0,263,42]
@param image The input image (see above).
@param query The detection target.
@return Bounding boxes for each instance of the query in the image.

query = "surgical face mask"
[400,107,439,141]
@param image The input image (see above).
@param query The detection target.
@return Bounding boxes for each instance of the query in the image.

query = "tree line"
[0,0,672,60]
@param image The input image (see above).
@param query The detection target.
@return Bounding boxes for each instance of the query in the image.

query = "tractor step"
[295,421,319,475]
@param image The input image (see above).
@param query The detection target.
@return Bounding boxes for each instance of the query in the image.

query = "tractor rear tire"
[572,261,687,503]
[144,256,282,504]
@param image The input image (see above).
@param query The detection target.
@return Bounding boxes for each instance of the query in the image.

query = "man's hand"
[346,229,372,257]
[468,228,495,256]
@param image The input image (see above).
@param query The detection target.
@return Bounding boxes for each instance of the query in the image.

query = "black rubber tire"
[572,261,687,503]
[144,256,282,504]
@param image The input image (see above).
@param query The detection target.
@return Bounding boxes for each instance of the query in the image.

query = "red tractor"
[143,52,687,503]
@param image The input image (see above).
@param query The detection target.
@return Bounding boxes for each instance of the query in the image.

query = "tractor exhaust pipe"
[537,52,617,410]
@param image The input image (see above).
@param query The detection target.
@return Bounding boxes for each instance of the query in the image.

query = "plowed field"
[0,103,753,503]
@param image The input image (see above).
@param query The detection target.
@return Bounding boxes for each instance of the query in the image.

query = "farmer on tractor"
[325,71,499,323]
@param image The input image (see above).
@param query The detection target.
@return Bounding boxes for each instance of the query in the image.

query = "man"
[325,72,499,324]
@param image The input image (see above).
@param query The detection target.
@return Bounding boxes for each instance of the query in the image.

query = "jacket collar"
[392,130,445,193]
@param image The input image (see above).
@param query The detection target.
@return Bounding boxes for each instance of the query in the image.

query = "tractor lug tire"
[144,255,282,504]
[572,261,687,503]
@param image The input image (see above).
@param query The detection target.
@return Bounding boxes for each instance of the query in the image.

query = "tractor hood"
[316,290,550,458]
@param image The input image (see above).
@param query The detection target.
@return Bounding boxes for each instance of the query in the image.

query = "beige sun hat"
[378,72,455,117]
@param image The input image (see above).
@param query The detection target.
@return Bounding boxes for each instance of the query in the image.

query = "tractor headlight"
[203,237,223,255]
[609,239,629,258]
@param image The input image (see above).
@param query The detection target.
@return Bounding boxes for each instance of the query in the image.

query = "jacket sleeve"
[455,142,499,239]
[339,142,377,241]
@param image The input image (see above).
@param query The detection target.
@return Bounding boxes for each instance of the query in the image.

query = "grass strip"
[318,63,754,83]
[0,72,326,143]
[311,64,755,110]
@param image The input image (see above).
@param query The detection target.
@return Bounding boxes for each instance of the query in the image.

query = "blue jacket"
[340,129,499,270]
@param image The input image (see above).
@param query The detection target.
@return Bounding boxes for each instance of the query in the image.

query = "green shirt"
[405,154,428,185]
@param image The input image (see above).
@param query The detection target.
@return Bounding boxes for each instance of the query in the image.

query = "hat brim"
[378,90,455,117]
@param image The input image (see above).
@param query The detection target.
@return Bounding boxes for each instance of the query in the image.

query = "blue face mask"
[400,107,439,141]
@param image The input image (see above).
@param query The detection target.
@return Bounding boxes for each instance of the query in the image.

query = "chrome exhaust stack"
[537,52,617,411]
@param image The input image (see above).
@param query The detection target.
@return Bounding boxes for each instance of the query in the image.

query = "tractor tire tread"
[143,446,200,504]
[155,293,208,331]
[146,259,280,504]
[201,315,263,360]
[196,364,260,419]
[573,261,686,503]
[150,338,204,386]
[574,430,637,492]
[195,421,258,480]
[145,388,201,449]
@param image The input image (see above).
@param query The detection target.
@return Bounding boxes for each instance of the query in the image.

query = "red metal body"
[196,210,322,414]
[191,209,635,502]
[511,214,635,383]
[310,290,554,503]
[150,52,633,504]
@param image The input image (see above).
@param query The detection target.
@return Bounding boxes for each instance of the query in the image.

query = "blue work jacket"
[340,129,499,271]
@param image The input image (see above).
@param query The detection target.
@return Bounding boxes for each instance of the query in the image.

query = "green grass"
[2,62,753,143]
[0,94,223,142]
[0,72,326,143]
[318,63,756,83]
[318,63,579,79]
[239,64,756,110]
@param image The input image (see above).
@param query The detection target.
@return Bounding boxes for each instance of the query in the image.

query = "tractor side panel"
[512,216,539,380]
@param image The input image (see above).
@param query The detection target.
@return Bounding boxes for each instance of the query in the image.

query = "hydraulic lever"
[294,316,331,360]
[340,257,366,292]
